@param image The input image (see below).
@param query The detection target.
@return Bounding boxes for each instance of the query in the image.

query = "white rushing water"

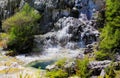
[16,48,84,64]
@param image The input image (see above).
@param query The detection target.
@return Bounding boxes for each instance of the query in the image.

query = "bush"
[105,63,116,78]
[102,0,120,48]
[2,3,41,53]
[75,58,91,78]
[56,58,66,68]
[46,69,68,78]
[95,51,111,61]
[46,58,91,78]
[97,0,120,60]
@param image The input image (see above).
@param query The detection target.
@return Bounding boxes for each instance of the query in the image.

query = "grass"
[0,55,23,74]
[0,55,42,78]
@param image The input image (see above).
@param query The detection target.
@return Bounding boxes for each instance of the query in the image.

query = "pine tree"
[100,0,120,53]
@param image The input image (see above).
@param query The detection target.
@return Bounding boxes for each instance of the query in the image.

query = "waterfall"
[16,0,100,62]
[34,0,99,58]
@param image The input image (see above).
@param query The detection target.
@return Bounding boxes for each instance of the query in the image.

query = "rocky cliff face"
[32,0,102,54]
[0,0,105,32]
[0,0,24,30]
[0,0,23,20]
[25,0,105,32]
[24,0,75,33]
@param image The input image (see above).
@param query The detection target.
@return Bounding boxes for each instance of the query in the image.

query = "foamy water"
[16,47,84,64]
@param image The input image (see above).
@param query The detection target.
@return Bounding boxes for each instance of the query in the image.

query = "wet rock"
[87,44,94,48]
[84,48,93,54]
[34,32,58,50]
[24,0,74,32]
[76,53,84,59]
[55,17,83,43]
[24,0,105,32]
[84,44,94,54]
[31,0,101,59]
[71,7,79,18]
[88,60,111,70]
[34,14,100,51]
[65,42,79,49]
[25,0,75,11]
[88,60,111,75]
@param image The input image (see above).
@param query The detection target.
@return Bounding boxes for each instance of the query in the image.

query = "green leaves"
[2,3,41,53]
[98,0,120,60]
[46,69,68,78]
[75,58,91,78]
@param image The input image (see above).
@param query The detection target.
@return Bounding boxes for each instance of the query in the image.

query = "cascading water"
[16,0,100,64]
[40,0,99,49]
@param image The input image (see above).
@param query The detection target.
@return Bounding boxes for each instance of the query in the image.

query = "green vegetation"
[95,51,114,61]
[2,3,41,53]
[75,58,91,78]
[46,58,91,78]
[46,69,68,78]
[19,70,41,78]
[105,63,116,78]
[56,58,66,68]
[46,59,68,78]
[96,0,120,60]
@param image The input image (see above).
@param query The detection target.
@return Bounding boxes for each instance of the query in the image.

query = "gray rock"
[24,0,74,32]
[24,0,105,32]
[0,0,22,20]
[46,64,56,71]
[64,61,75,69]
[115,53,120,61]
[100,69,106,77]
[88,60,111,70]
[76,53,84,59]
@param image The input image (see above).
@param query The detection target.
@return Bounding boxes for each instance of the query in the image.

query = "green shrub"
[75,58,91,78]
[95,51,111,61]
[2,3,41,53]
[46,69,68,78]
[56,58,67,68]
[97,0,120,60]
[46,58,91,78]
[101,0,120,49]
[105,63,116,78]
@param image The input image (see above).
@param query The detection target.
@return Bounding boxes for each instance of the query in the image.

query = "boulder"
[46,64,56,71]
[88,60,111,75]
[100,69,106,77]
[88,60,111,70]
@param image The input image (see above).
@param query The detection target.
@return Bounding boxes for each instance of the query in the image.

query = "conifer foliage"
[98,0,120,60]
